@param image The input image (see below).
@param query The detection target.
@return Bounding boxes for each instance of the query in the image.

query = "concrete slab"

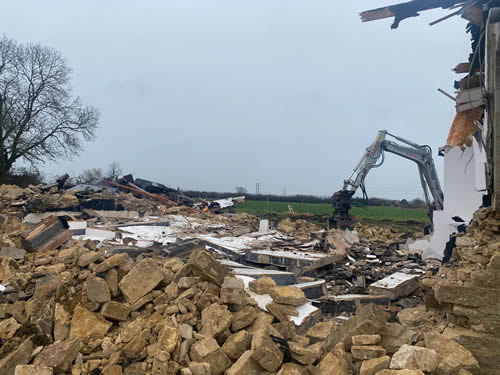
[23,211,79,224]
[218,259,252,269]
[201,240,244,260]
[73,228,116,241]
[245,249,336,269]
[313,294,392,314]
[94,210,140,219]
[368,272,420,300]
[68,221,87,235]
[231,267,296,286]
[294,280,327,299]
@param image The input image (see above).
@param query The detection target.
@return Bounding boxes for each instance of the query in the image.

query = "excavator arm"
[332,130,444,228]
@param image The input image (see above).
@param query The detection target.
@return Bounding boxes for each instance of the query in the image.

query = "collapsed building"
[360,0,500,262]
[0,172,497,374]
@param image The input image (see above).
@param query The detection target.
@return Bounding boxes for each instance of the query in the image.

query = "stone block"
[374,371,425,375]
[231,305,257,331]
[351,345,386,360]
[306,320,335,343]
[104,268,119,297]
[398,307,427,328]
[329,303,386,350]
[119,258,164,304]
[101,301,129,321]
[188,362,211,375]
[424,332,479,374]
[390,345,437,373]
[316,348,353,375]
[277,363,308,375]
[380,323,417,354]
[178,276,201,289]
[78,251,102,267]
[33,337,80,372]
[266,301,298,323]
[251,331,284,372]
[269,286,306,306]
[102,365,123,375]
[443,327,500,371]
[352,334,381,346]
[486,253,500,271]
[221,330,252,360]
[434,282,498,307]
[220,276,246,305]
[87,276,111,303]
[226,350,271,375]
[95,253,128,273]
[70,305,112,339]
[360,356,390,375]
[289,341,322,365]
[201,303,232,338]
[188,249,228,286]
[249,277,276,294]
[190,337,231,375]
[54,303,70,341]
[14,365,53,375]
[0,338,36,375]
[0,317,21,340]
[158,324,180,353]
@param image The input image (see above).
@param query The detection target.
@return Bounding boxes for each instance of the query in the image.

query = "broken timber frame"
[105,180,178,208]
[360,0,465,29]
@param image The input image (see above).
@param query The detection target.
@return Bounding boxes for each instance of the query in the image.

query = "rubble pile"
[317,235,426,297]
[0,241,481,375]
[0,182,494,374]
[354,225,413,247]
[277,219,322,240]
[0,184,164,216]
[419,208,500,374]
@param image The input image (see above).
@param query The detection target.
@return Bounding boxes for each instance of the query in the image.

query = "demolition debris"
[0,180,496,374]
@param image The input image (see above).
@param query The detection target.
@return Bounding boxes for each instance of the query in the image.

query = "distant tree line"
[183,190,427,209]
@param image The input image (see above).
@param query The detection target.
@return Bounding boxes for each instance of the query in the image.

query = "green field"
[235,200,429,223]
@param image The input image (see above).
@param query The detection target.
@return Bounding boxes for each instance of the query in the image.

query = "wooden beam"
[437,88,456,102]
[453,62,471,73]
[360,8,394,22]
[105,180,176,207]
[429,9,461,26]
[360,0,465,28]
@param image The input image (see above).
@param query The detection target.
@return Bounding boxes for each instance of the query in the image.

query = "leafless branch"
[0,35,99,176]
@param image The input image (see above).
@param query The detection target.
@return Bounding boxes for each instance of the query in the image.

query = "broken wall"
[410,146,486,259]
[431,208,500,374]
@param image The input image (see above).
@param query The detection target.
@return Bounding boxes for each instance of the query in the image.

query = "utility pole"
[283,186,286,196]
[256,183,260,194]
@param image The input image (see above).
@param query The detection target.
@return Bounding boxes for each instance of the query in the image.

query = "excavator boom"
[332,130,444,228]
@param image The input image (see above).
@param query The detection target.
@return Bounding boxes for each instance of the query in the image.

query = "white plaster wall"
[409,146,485,259]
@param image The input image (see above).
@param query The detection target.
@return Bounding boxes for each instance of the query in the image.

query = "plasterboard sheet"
[250,249,328,261]
[369,272,418,289]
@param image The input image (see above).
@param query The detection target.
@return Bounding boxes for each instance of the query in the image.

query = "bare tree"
[78,168,104,184]
[235,186,248,194]
[0,35,99,177]
[105,161,122,181]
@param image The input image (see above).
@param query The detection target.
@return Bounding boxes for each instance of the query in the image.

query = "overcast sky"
[3,1,470,199]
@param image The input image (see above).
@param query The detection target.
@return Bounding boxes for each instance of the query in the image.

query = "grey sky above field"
[3,1,470,199]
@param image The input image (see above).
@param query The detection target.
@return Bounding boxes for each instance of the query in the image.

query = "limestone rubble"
[0,184,497,374]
